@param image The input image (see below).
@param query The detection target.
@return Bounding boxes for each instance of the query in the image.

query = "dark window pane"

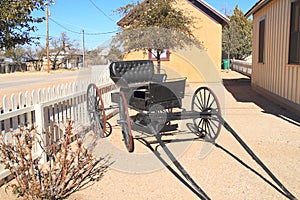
[258,19,265,63]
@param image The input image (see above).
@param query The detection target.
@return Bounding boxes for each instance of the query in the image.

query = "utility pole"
[46,2,50,73]
[82,29,85,67]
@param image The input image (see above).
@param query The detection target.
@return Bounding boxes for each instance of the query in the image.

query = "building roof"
[245,0,272,18]
[117,0,229,27]
[188,0,229,26]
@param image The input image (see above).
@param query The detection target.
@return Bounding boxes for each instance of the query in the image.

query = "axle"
[132,110,213,123]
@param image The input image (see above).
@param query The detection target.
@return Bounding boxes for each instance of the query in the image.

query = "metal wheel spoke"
[203,89,207,108]
[197,118,203,129]
[201,120,206,133]
[199,92,205,109]
[210,116,220,125]
[193,101,202,111]
[207,96,215,109]
[195,94,204,110]
[205,120,210,133]
[206,92,211,108]
[207,121,217,138]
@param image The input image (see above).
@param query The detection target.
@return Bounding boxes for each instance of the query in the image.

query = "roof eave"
[191,0,229,25]
[245,0,272,18]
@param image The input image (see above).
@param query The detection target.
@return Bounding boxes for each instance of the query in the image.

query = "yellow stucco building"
[118,0,228,82]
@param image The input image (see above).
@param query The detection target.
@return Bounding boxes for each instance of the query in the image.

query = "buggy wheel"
[119,91,134,152]
[103,122,112,137]
[191,87,221,142]
[87,83,108,138]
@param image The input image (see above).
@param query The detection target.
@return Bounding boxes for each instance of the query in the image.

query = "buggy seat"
[109,60,165,86]
[109,60,185,111]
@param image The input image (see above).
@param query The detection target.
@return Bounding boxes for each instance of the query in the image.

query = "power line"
[49,18,119,35]
[49,18,82,34]
[85,30,119,35]
[31,34,58,40]
[88,0,116,23]
[50,17,85,30]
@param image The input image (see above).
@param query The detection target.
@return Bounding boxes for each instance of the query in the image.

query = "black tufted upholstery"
[109,60,154,86]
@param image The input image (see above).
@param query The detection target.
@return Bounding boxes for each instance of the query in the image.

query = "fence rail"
[0,65,116,181]
[231,59,252,77]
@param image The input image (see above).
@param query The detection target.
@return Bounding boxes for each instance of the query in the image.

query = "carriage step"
[161,124,178,132]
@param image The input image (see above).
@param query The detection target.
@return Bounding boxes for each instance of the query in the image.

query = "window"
[148,49,170,61]
[258,18,265,63]
[289,0,300,65]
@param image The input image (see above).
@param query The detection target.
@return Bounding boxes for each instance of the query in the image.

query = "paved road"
[0,67,93,90]
[0,66,108,105]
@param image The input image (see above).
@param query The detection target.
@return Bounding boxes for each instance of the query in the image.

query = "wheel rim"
[87,83,107,138]
[191,87,221,142]
[119,91,134,152]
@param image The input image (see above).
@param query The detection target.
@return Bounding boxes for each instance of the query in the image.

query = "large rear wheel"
[119,91,134,152]
[191,87,221,142]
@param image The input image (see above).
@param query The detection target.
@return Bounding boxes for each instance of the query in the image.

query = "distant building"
[117,0,229,82]
[245,0,300,114]
[42,53,83,70]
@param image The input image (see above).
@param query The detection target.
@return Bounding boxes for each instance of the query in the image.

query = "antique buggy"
[87,60,221,152]
[86,60,295,199]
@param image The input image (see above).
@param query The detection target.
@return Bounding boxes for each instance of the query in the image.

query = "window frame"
[288,0,300,65]
[148,49,170,61]
[258,17,266,64]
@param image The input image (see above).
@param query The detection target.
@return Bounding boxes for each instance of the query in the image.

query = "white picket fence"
[232,59,252,77]
[0,65,116,181]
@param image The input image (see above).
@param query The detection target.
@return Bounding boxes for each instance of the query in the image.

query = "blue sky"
[32,0,258,50]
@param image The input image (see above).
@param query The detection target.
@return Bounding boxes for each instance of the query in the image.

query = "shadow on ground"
[137,135,210,200]
[223,78,300,125]
[214,143,295,199]
[136,130,295,200]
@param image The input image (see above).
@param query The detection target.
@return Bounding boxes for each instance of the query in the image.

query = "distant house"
[245,0,300,114]
[117,0,228,82]
[42,53,83,70]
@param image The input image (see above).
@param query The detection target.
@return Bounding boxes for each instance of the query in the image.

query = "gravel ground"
[0,70,299,199]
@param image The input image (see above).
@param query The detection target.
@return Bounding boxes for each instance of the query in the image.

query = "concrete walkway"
[1,70,299,199]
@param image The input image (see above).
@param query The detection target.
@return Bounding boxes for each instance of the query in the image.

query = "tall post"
[46,2,50,73]
[82,29,85,68]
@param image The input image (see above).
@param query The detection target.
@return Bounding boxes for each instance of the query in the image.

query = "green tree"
[114,0,200,73]
[222,5,252,60]
[4,46,27,71]
[0,0,45,50]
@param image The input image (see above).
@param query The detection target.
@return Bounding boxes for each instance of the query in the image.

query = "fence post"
[35,104,47,164]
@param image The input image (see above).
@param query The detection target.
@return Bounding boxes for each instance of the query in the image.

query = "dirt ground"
[0,70,299,199]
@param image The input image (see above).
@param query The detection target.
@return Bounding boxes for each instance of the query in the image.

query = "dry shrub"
[0,120,110,199]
